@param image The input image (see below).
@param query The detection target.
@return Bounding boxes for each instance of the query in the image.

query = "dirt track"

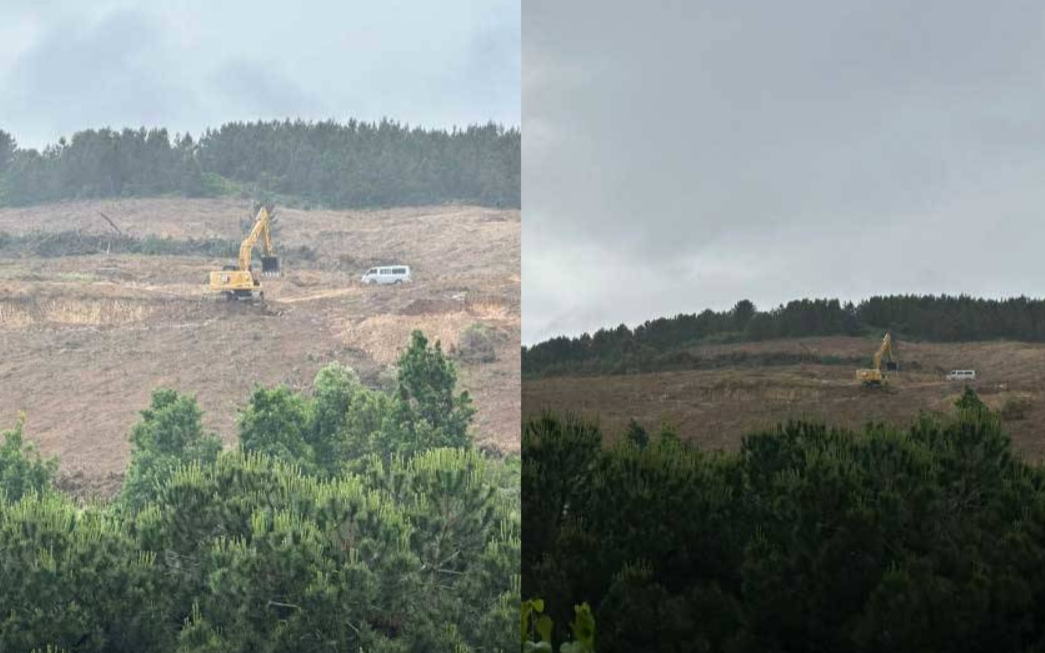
[523,336,1045,462]
[0,199,520,497]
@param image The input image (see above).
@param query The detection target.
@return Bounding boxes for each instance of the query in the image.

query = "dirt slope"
[0,199,519,497]
[523,336,1045,462]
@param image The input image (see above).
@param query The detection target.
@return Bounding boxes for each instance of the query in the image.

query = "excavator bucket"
[261,256,280,277]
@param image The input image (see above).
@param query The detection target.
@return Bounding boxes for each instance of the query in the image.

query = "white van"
[946,370,976,381]
[361,265,412,285]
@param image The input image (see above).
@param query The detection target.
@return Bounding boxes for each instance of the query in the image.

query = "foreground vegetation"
[523,390,1045,652]
[0,119,520,209]
[0,331,519,652]
[523,295,1045,378]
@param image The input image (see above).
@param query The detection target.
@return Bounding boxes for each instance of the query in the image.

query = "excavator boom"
[238,207,280,276]
[857,332,894,386]
[209,206,281,299]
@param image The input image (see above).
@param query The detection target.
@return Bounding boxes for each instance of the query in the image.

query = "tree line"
[0,331,519,653]
[0,119,520,209]
[523,295,1045,377]
[523,391,1045,652]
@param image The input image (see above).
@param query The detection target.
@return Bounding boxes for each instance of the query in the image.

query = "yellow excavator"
[209,206,281,301]
[856,332,897,386]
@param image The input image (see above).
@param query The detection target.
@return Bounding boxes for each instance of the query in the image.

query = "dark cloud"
[1,8,203,146]
[523,0,1045,343]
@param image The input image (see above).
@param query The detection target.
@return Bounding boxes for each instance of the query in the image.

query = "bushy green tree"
[0,415,57,501]
[119,389,222,511]
[237,385,315,471]
[382,330,476,456]
[0,493,163,653]
[0,129,15,179]
[525,392,1045,653]
[307,363,362,470]
[624,418,649,449]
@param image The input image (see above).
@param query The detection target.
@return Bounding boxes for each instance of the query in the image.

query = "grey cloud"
[208,59,325,119]
[0,1,519,148]
[0,7,203,146]
[524,0,1045,343]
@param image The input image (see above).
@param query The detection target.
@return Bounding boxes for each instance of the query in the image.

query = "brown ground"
[523,336,1045,463]
[0,198,520,497]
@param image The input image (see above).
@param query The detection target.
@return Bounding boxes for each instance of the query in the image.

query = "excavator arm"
[238,207,278,273]
[857,332,894,386]
[209,205,280,299]
[872,333,893,371]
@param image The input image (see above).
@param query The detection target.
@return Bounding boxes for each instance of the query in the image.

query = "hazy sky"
[0,0,519,149]
[523,0,1045,344]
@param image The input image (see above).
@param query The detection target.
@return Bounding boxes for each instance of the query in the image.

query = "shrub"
[457,323,501,363]
[0,416,57,502]
[119,389,221,512]
[1000,395,1032,421]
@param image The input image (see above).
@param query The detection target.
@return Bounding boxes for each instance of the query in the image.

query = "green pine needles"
[0,329,519,653]
[523,392,1045,653]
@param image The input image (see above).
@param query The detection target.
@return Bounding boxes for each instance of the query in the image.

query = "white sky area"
[0,0,520,149]
[523,0,1045,344]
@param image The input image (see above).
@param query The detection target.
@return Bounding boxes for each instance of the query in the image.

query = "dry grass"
[524,336,1045,462]
[0,297,155,327]
[0,198,520,491]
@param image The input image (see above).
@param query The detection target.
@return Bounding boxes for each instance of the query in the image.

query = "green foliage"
[119,389,222,511]
[0,120,520,209]
[237,335,480,474]
[523,599,596,653]
[0,230,318,262]
[307,362,362,471]
[237,385,315,470]
[0,492,162,653]
[524,392,1045,652]
[0,129,14,180]
[624,418,649,449]
[383,330,476,456]
[524,294,1045,378]
[0,415,57,502]
[0,329,512,651]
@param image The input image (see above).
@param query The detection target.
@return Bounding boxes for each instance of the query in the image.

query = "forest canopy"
[0,330,519,653]
[523,393,1045,652]
[0,119,520,209]
[523,294,1045,377]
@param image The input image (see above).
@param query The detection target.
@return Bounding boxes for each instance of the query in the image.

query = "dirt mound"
[400,297,461,315]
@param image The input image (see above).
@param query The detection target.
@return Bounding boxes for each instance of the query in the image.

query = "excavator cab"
[261,255,280,277]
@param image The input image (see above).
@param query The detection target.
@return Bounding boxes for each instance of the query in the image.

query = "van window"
[367,268,376,274]
[379,268,391,274]
[393,267,407,274]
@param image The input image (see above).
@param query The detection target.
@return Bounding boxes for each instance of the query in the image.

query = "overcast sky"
[0,0,519,149]
[523,0,1045,344]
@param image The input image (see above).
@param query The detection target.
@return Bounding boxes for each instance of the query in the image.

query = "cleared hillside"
[523,335,1045,461]
[0,198,520,496]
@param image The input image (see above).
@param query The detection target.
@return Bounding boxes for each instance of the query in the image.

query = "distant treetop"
[0,119,520,209]
[523,294,1045,378]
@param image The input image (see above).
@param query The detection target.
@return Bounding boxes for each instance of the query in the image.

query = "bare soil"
[0,199,519,498]
[523,336,1045,462]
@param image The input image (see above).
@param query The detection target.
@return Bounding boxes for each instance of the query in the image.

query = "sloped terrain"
[523,336,1045,461]
[0,199,520,496]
